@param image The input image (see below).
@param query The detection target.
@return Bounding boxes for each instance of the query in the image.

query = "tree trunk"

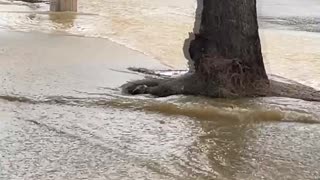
[189,0,269,96]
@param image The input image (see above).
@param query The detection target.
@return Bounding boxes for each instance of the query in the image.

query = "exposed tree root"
[270,80,320,102]
[122,67,320,102]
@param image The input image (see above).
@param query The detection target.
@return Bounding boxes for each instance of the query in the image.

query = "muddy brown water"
[0,0,320,179]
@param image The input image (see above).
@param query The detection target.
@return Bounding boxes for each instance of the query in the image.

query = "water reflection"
[197,119,248,179]
[49,12,76,30]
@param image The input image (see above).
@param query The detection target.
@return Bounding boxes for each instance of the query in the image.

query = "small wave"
[1,93,319,124]
[138,101,320,124]
[0,95,38,104]
[260,16,320,33]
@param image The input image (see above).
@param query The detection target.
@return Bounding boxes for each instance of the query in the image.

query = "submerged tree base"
[122,68,320,102]
[123,0,320,102]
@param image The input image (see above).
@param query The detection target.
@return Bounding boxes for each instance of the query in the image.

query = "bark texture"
[189,0,269,96]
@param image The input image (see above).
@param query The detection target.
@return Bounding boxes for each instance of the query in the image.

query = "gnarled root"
[122,73,207,97]
[121,67,320,102]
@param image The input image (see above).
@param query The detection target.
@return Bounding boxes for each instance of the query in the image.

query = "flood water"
[0,0,320,179]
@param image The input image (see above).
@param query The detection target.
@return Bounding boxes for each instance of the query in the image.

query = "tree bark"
[188,0,269,96]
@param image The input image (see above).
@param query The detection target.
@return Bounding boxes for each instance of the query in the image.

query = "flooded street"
[1,0,320,179]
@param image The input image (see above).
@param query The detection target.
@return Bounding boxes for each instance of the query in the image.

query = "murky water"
[0,0,320,179]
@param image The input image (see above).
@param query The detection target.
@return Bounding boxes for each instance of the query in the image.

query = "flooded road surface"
[1,0,320,179]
